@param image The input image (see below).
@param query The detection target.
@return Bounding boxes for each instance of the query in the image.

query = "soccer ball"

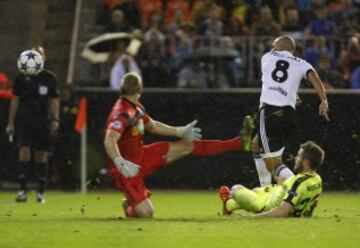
[17,50,44,76]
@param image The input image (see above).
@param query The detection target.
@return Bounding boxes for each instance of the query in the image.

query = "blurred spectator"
[109,41,141,90]
[0,73,13,100]
[164,0,191,24]
[166,9,187,35]
[113,0,141,29]
[180,21,198,42]
[104,0,123,10]
[282,8,305,40]
[339,14,359,39]
[214,60,230,88]
[137,0,163,28]
[251,6,281,36]
[220,36,245,87]
[297,0,312,12]
[278,0,297,26]
[105,9,133,33]
[329,0,360,38]
[303,35,336,69]
[230,0,254,26]
[224,16,250,37]
[142,56,171,87]
[305,7,337,38]
[138,39,166,69]
[144,13,166,43]
[53,85,79,190]
[302,0,326,25]
[167,33,193,74]
[317,54,345,88]
[197,9,224,36]
[340,35,360,84]
[177,62,208,88]
[328,0,358,25]
[191,0,225,24]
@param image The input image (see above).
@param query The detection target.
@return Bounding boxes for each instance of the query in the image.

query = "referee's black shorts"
[256,104,296,158]
[16,118,51,151]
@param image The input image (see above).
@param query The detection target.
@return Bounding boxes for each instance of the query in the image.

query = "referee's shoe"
[36,192,46,204]
[15,191,27,203]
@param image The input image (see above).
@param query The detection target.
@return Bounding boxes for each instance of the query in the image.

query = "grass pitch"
[0,191,359,248]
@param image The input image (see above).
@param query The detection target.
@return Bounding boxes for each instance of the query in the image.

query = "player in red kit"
[104,73,254,218]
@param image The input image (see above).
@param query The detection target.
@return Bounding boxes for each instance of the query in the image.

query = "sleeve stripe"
[284,175,312,203]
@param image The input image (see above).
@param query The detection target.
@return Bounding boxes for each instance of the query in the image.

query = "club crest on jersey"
[39,85,48,95]
[111,120,123,130]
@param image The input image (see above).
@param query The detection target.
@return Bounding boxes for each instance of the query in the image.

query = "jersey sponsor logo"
[130,119,144,136]
[269,86,288,96]
[39,85,48,95]
[111,120,123,130]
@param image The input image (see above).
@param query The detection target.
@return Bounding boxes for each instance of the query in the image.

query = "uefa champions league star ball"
[17,50,44,76]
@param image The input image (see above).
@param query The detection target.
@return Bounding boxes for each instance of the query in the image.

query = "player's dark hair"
[120,73,142,95]
[300,141,325,170]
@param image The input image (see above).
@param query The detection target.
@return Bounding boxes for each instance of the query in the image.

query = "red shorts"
[108,142,170,207]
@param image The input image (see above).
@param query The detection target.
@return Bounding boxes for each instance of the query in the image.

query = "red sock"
[192,137,242,157]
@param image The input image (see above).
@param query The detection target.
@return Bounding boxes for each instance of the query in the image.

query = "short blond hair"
[273,35,296,53]
[120,73,142,95]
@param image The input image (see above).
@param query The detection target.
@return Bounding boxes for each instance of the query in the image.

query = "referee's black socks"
[36,163,48,194]
[18,161,30,192]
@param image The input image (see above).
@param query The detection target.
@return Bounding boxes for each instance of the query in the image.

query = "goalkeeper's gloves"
[177,120,202,141]
[114,157,140,178]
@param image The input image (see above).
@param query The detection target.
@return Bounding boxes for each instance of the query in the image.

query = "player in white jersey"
[251,35,329,187]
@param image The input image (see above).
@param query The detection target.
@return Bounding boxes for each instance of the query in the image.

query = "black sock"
[19,161,30,192]
[37,163,48,194]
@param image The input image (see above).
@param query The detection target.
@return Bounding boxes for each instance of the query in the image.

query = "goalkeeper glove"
[114,157,140,178]
[177,120,202,141]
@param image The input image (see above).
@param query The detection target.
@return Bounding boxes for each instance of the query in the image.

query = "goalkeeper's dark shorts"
[108,142,170,206]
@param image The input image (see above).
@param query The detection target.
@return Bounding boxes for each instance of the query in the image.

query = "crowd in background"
[98,0,360,89]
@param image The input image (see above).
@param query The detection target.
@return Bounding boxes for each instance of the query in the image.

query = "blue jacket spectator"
[303,36,336,69]
[307,8,337,37]
[351,67,360,89]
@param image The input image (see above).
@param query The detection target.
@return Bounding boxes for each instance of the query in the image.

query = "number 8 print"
[271,60,290,83]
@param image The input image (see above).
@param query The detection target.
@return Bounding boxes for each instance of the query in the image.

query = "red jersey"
[105,97,151,163]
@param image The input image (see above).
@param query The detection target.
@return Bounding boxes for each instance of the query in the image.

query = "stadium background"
[0,0,359,191]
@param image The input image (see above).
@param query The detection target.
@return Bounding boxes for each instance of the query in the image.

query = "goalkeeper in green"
[219,141,324,217]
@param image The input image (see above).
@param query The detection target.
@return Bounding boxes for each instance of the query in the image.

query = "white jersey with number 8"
[260,51,314,109]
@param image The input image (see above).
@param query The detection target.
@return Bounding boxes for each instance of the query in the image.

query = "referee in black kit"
[6,46,60,203]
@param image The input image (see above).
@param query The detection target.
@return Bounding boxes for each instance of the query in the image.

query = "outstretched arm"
[254,201,293,217]
[308,71,329,121]
[145,118,202,140]
[145,118,181,137]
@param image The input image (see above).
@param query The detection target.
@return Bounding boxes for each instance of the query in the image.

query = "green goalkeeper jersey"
[282,172,322,217]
